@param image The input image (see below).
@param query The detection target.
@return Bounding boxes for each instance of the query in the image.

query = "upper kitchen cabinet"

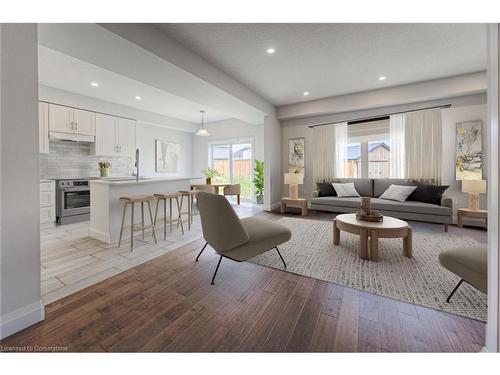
[39,102,49,154]
[48,104,95,142]
[92,113,136,157]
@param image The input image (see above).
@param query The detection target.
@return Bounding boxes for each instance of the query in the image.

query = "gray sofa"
[310,178,452,230]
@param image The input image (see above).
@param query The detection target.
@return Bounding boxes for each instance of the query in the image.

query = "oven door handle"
[61,188,90,192]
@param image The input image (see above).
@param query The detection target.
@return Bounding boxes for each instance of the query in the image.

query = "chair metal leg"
[118,202,128,248]
[446,279,464,303]
[196,242,208,262]
[147,201,157,244]
[275,247,287,269]
[211,256,223,285]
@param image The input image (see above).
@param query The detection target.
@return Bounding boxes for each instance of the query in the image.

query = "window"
[211,142,253,199]
[368,140,391,178]
[346,143,361,178]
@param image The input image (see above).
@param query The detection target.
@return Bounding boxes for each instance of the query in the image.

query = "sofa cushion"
[379,184,417,202]
[370,198,451,216]
[310,196,361,208]
[408,184,449,205]
[373,178,418,197]
[317,182,337,197]
[332,182,360,197]
[310,196,451,216]
[333,178,373,197]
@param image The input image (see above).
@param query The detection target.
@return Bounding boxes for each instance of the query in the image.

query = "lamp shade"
[284,173,304,185]
[462,180,486,194]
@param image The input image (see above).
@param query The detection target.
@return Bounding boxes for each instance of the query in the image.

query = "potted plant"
[253,160,264,204]
[98,161,111,177]
[201,168,220,185]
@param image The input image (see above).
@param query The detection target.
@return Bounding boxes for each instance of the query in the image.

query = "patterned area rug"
[250,217,487,321]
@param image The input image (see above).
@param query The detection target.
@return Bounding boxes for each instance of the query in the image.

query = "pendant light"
[195,110,210,136]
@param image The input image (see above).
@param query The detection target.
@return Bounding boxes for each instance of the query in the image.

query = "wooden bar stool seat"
[153,192,184,240]
[178,190,199,230]
[118,195,157,252]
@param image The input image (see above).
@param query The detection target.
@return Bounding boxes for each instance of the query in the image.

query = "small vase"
[100,167,109,177]
[206,177,211,185]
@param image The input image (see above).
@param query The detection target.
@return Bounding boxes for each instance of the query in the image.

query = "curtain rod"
[307,104,452,129]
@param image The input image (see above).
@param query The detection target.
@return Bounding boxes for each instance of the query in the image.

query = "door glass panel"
[212,144,230,183]
[232,143,252,199]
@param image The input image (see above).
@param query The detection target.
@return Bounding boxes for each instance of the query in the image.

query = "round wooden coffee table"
[333,213,412,261]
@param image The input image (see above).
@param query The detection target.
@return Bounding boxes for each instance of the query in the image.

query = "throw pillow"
[408,184,449,205]
[332,182,360,198]
[379,184,417,202]
[317,182,337,197]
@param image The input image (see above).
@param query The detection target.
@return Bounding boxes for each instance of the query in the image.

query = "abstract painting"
[456,121,482,180]
[289,138,305,173]
[155,140,180,173]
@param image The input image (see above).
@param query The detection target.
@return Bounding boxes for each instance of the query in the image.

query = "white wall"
[0,24,43,339]
[137,122,193,178]
[281,102,488,223]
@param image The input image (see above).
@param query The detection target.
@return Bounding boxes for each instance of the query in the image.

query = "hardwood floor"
[1,230,485,352]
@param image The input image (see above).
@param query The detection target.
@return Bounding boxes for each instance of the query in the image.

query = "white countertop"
[90,176,196,186]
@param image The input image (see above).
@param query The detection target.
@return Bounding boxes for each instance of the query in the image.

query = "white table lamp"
[462,180,486,211]
[284,173,304,199]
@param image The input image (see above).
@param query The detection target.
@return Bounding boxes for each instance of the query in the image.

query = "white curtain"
[389,114,405,178]
[334,122,348,178]
[313,123,336,183]
[404,109,442,184]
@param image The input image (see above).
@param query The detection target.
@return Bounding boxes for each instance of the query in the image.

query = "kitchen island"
[89,177,194,244]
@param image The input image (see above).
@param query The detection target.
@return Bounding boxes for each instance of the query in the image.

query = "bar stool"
[178,190,199,230]
[153,192,184,240]
[118,195,157,252]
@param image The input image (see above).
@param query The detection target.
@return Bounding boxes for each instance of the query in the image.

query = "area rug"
[250,217,487,321]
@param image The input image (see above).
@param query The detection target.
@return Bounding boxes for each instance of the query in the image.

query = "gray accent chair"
[195,191,292,284]
[439,245,487,302]
[310,178,453,231]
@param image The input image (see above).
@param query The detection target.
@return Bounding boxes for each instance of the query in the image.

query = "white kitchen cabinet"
[49,103,73,134]
[39,102,49,153]
[48,104,95,138]
[92,113,136,157]
[40,180,55,228]
[73,107,95,136]
[117,118,136,157]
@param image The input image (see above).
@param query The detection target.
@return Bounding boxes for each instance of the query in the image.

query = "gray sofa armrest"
[441,196,453,209]
[312,190,319,198]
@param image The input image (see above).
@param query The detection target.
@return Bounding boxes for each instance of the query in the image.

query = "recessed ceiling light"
[378,76,387,81]
[303,91,310,96]
[90,82,99,87]
[266,48,275,54]
[135,96,142,100]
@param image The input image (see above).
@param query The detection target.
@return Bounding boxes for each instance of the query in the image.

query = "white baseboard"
[89,228,111,244]
[270,201,281,212]
[0,300,44,339]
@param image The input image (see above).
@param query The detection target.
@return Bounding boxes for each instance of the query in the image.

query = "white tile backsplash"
[40,139,133,179]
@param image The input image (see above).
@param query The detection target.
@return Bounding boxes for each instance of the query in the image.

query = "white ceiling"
[158,23,487,106]
[38,46,231,124]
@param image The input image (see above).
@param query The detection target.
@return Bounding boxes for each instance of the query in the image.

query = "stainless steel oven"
[56,179,90,225]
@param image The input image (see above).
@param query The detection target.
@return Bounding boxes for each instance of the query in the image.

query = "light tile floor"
[40,201,263,305]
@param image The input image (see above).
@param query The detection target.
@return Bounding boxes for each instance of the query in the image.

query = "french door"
[211,141,253,199]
